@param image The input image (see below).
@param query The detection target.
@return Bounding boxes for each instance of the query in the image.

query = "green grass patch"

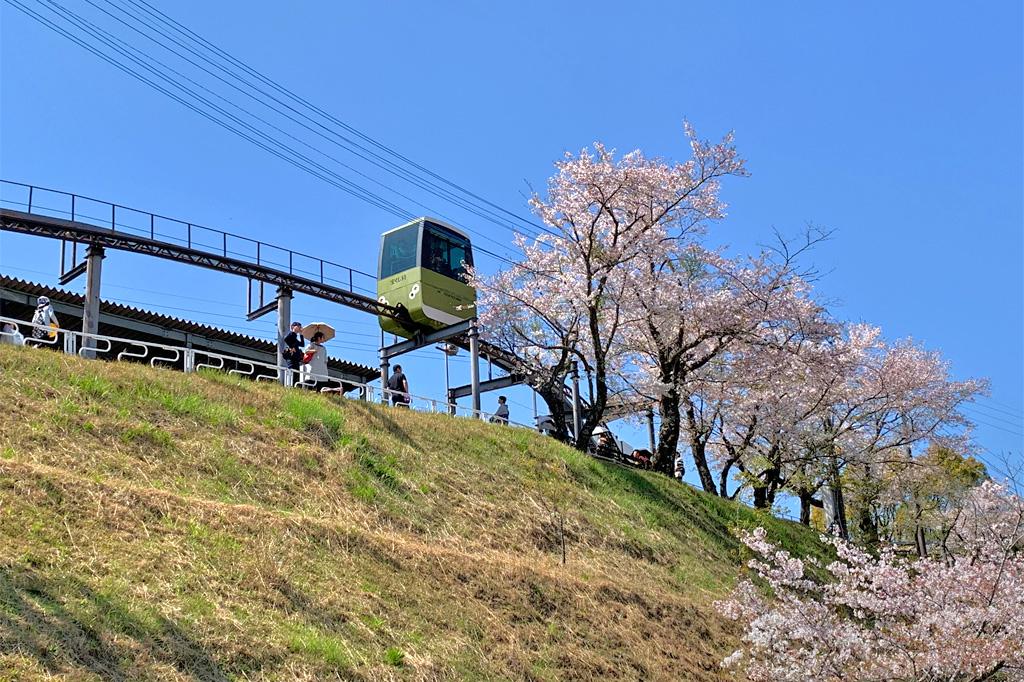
[383,646,405,666]
[282,393,345,448]
[159,391,237,426]
[283,622,352,669]
[120,423,175,450]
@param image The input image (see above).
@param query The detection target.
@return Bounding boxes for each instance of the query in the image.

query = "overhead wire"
[3,0,416,220]
[55,0,529,260]
[7,0,532,270]
[115,0,557,240]
[29,0,416,220]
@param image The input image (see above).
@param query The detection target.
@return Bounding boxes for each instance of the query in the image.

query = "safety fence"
[0,180,377,297]
[0,315,532,428]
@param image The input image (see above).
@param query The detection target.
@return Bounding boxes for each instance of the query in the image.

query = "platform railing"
[0,315,531,427]
[0,180,376,296]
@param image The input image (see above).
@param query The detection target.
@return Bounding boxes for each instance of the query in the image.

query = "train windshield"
[422,223,473,282]
[380,224,419,278]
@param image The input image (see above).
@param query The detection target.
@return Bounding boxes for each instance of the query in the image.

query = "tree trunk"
[576,310,608,451]
[535,381,571,444]
[690,439,717,495]
[718,459,736,499]
[798,490,822,525]
[653,390,681,476]
[751,467,780,510]
[827,455,849,540]
[857,506,879,549]
[914,523,928,558]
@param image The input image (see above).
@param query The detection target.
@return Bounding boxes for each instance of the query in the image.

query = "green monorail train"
[377,217,476,339]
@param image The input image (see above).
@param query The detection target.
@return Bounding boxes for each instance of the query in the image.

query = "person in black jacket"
[281,321,305,376]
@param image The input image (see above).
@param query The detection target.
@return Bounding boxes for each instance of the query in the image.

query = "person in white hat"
[30,296,59,343]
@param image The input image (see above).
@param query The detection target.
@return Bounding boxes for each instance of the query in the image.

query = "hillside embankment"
[0,346,825,680]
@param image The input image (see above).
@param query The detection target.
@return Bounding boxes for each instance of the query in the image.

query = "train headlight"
[409,283,421,300]
[378,296,389,305]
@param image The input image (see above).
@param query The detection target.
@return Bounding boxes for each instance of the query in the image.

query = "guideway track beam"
[1,208,400,320]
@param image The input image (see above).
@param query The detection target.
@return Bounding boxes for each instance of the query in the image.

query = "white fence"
[0,315,530,427]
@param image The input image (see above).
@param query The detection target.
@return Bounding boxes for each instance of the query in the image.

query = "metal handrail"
[0,180,376,294]
[0,315,533,427]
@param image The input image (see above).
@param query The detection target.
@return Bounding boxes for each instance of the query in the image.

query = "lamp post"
[436,342,459,415]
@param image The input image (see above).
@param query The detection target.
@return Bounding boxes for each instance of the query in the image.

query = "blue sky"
[1,1,1021,487]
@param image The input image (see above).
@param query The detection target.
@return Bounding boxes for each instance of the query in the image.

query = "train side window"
[380,225,419,278]
[423,225,473,282]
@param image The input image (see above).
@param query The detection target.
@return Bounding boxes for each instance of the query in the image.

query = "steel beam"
[1,209,396,320]
[379,318,473,359]
[448,373,524,400]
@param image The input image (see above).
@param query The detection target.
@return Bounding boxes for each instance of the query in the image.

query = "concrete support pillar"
[81,244,105,358]
[646,407,656,453]
[571,361,582,441]
[276,286,293,385]
[468,319,481,417]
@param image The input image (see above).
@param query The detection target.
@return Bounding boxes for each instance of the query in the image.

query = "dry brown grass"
[0,346,822,680]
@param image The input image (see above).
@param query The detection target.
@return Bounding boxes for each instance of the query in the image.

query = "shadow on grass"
[336,399,420,450]
[566,456,812,565]
[0,565,234,681]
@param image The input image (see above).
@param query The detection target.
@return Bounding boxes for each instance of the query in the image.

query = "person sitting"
[489,395,510,424]
[596,431,618,460]
[0,322,25,346]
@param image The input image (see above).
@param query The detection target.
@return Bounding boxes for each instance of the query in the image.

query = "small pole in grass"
[559,511,566,565]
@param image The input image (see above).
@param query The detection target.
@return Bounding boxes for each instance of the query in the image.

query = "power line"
[8,0,530,269]
[962,405,1023,430]
[969,400,1023,420]
[57,0,528,259]
[118,0,556,239]
[5,0,414,219]
[30,0,415,219]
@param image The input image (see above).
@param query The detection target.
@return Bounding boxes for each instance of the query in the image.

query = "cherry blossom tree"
[474,123,747,449]
[707,322,986,537]
[717,480,1024,681]
[620,240,828,485]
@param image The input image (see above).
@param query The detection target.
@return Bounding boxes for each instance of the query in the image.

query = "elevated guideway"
[1,180,646,426]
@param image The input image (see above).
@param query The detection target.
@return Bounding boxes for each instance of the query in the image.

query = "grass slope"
[0,346,824,681]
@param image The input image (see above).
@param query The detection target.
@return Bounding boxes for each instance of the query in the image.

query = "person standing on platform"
[281,321,305,380]
[30,296,59,345]
[490,396,510,424]
[387,364,410,408]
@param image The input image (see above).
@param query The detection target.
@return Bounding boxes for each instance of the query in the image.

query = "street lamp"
[436,342,459,415]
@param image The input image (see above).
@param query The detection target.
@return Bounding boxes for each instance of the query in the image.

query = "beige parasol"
[301,322,336,342]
